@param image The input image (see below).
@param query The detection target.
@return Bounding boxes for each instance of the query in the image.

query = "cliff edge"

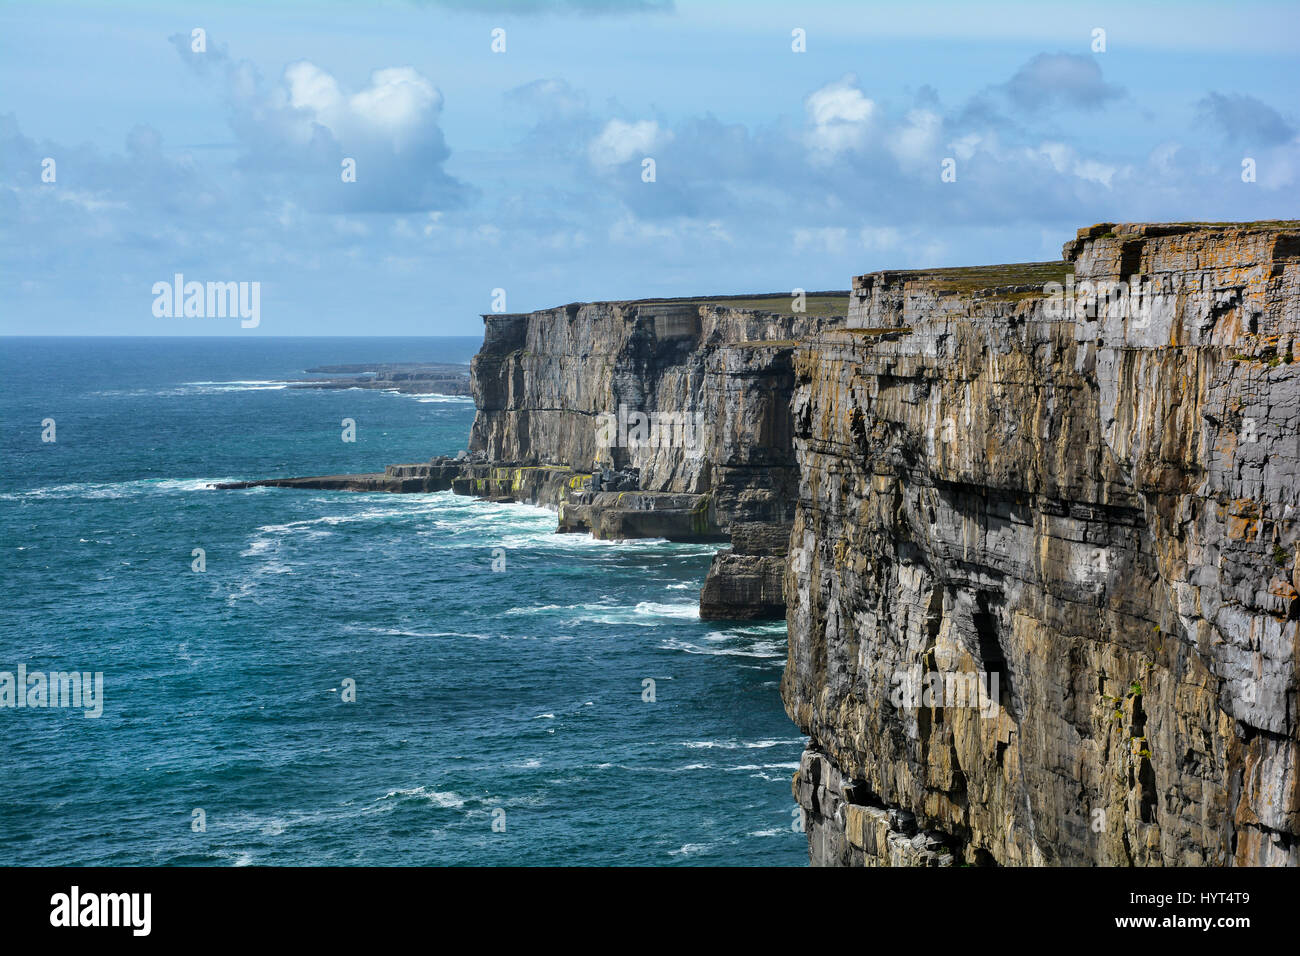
[784,221,1300,866]
[215,220,1300,867]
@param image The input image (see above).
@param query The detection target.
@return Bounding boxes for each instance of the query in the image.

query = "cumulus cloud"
[284,63,442,150]
[506,77,589,119]
[804,75,877,160]
[7,17,1295,334]
[588,119,666,167]
[1030,141,1122,188]
[1197,92,1295,145]
[1002,53,1123,112]
[888,109,942,168]
[169,34,467,212]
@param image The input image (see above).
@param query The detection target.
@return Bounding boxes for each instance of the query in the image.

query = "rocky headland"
[220,221,1300,866]
[287,361,471,396]
[221,291,849,619]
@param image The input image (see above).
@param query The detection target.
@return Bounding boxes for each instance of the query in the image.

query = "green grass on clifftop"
[638,292,851,316]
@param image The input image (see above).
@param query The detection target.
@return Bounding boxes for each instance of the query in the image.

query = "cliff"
[468,296,840,518]
[465,294,845,616]
[290,362,472,395]
[215,220,1300,868]
[784,221,1300,866]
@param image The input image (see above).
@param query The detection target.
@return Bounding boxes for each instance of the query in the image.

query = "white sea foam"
[503,599,698,627]
[243,500,457,550]
[724,762,801,772]
[378,787,466,809]
[668,843,712,857]
[230,494,515,601]
[346,625,490,640]
[634,601,700,618]
[185,380,291,387]
[681,738,803,750]
[92,381,297,398]
[1,477,232,501]
[659,636,784,658]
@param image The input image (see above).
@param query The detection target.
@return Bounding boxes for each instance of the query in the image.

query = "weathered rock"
[288,362,472,395]
[213,461,461,493]
[700,522,791,619]
[784,221,1300,866]
[215,222,1300,866]
[558,490,723,542]
[467,295,842,572]
[218,294,843,589]
[469,299,838,523]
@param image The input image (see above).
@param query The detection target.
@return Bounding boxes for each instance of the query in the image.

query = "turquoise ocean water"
[0,337,805,865]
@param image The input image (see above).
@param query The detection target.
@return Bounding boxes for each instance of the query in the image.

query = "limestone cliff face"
[220,220,1297,866]
[467,297,842,614]
[470,300,834,528]
[784,222,1300,866]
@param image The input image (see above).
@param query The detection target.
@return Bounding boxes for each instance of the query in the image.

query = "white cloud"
[588,119,665,167]
[1034,141,1071,173]
[860,226,903,250]
[282,62,442,149]
[805,75,877,161]
[1148,141,1184,176]
[888,109,942,169]
[950,132,984,162]
[1030,142,1119,187]
[285,61,342,115]
[350,68,442,141]
[54,190,128,213]
[1249,135,1300,190]
[1073,158,1119,188]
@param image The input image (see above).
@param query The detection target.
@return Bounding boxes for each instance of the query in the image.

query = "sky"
[1,0,1297,335]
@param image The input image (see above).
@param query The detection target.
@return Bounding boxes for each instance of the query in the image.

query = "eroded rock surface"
[467,295,844,610]
[216,222,1300,864]
[784,222,1300,866]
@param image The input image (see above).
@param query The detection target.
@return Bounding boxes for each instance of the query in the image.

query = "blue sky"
[2,0,1297,335]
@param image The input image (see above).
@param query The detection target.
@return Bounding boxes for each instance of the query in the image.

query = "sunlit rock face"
[466,298,843,600]
[784,222,1300,867]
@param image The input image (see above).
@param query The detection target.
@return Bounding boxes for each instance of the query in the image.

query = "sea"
[0,337,806,866]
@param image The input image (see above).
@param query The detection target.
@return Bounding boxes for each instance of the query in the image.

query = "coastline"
[218,219,1300,866]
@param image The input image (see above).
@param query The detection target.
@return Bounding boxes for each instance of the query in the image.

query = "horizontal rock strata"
[289,362,472,395]
[699,522,790,619]
[784,221,1300,866]
[215,222,1300,866]
[218,294,846,614]
[467,296,843,608]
